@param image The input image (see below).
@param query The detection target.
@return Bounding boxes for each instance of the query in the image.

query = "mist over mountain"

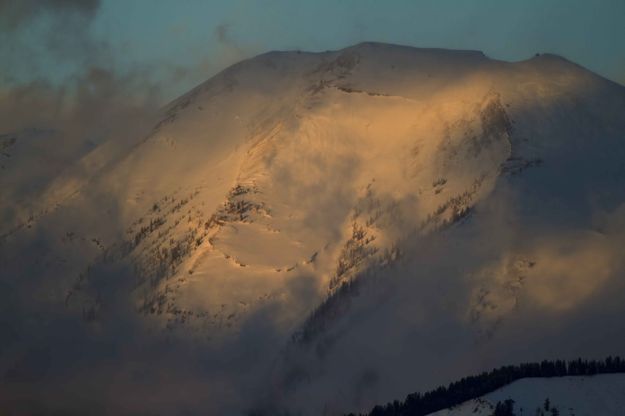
[1,42,625,415]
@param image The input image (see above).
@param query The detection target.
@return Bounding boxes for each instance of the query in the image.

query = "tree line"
[346,356,625,416]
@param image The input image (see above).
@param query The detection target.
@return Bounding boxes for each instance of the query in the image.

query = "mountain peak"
[3,40,625,416]
[346,41,485,55]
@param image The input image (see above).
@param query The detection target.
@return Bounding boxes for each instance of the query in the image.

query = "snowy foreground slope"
[1,43,625,415]
[431,374,625,416]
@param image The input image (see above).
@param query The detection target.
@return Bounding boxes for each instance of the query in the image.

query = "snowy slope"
[431,374,625,416]
[1,43,625,415]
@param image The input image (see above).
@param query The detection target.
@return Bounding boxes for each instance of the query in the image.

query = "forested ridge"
[346,356,625,416]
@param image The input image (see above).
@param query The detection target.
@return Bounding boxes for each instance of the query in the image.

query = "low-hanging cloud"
[0,0,168,229]
[0,0,100,32]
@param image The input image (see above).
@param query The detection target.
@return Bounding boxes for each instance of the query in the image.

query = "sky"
[2,0,625,104]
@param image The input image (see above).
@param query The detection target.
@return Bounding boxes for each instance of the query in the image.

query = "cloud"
[468,229,617,335]
[0,0,100,32]
[215,22,232,44]
[0,0,167,237]
[211,21,251,68]
[524,233,616,311]
[0,65,164,230]
[0,0,104,80]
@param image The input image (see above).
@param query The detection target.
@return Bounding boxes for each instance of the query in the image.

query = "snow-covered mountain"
[431,374,625,416]
[1,42,625,415]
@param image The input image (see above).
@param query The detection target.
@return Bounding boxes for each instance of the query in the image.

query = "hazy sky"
[2,0,625,102]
